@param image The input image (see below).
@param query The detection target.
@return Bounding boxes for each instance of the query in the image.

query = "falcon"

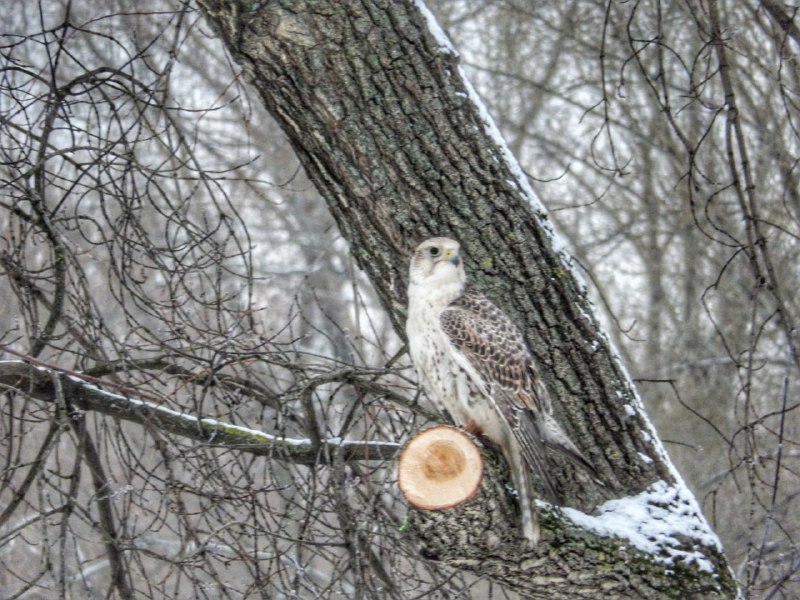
[406,237,594,544]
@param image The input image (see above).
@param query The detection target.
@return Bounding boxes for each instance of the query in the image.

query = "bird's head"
[408,237,466,292]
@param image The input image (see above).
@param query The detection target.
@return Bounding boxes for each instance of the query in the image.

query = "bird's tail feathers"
[515,419,561,503]
[540,415,600,480]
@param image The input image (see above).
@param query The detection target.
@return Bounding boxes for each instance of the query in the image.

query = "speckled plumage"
[406,237,593,544]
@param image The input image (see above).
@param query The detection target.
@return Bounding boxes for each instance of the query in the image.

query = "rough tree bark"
[195,1,737,598]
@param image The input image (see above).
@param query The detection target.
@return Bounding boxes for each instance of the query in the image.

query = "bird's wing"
[440,285,560,500]
[440,285,546,413]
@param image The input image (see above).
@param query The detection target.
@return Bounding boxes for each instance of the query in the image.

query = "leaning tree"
[0,1,765,598]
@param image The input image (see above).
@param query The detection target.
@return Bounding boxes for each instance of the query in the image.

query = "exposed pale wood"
[398,425,482,510]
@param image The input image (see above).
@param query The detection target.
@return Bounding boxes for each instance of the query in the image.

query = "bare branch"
[0,361,400,465]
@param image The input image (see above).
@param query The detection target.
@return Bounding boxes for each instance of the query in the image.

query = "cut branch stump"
[397,425,525,554]
[398,425,483,510]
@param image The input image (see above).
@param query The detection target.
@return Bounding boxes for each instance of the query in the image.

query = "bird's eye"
[428,246,440,257]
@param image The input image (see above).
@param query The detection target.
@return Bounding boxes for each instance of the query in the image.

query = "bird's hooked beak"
[443,247,461,267]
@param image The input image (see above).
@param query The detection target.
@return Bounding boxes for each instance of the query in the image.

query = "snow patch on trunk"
[562,480,723,573]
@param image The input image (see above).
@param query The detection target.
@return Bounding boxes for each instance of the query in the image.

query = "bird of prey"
[406,237,594,544]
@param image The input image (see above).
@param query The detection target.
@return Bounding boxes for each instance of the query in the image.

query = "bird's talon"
[463,418,483,436]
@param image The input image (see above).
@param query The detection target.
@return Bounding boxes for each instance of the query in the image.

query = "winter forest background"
[0,1,798,598]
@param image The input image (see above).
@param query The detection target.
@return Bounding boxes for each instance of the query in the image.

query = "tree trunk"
[196,1,737,597]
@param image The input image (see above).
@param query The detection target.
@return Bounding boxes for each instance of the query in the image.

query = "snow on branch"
[562,480,723,574]
[0,360,399,465]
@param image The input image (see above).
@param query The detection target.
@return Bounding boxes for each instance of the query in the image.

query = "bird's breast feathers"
[407,289,496,429]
